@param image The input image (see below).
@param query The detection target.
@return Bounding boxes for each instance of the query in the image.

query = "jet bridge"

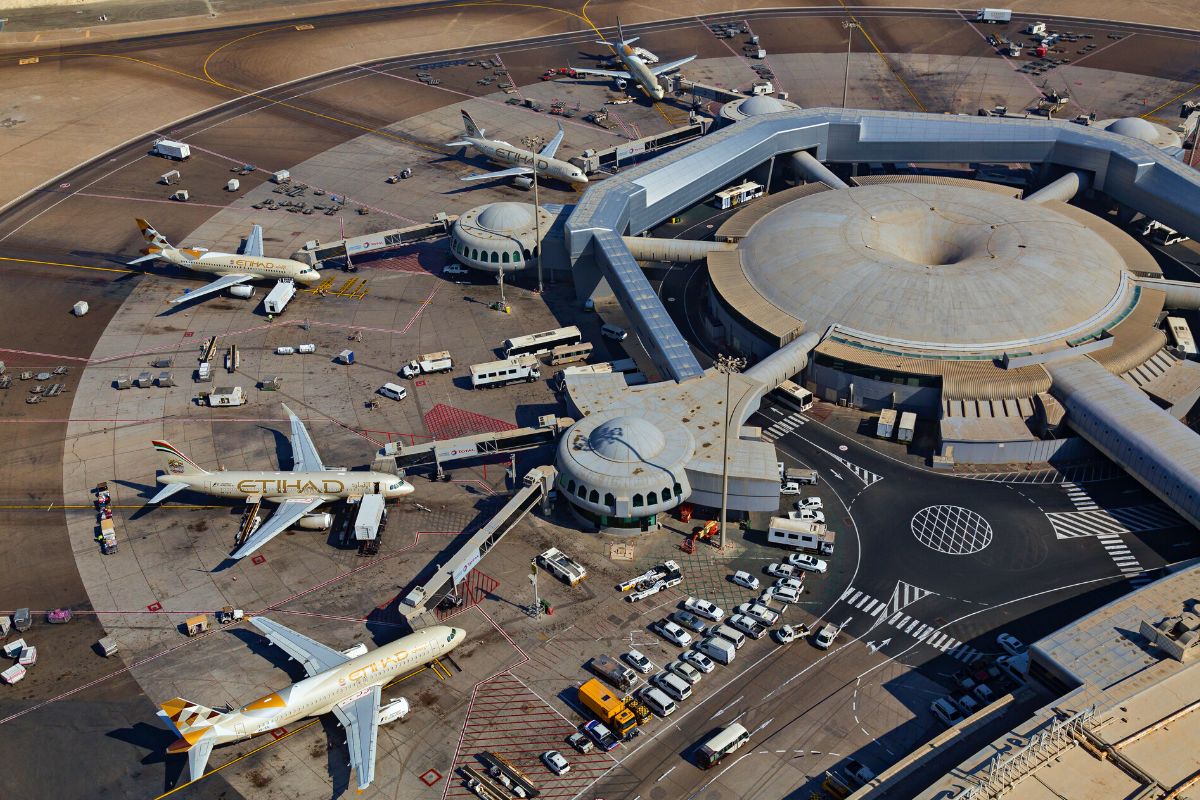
[293,214,456,267]
[380,417,571,475]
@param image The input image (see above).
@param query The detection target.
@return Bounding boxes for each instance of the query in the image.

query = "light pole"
[522,134,547,294]
[715,354,747,550]
[842,20,859,109]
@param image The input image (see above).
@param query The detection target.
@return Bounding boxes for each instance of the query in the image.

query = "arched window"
[588,489,599,503]
[471,248,478,260]
[490,251,499,263]
[647,491,658,506]
[576,483,587,499]
[604,492,615,508]
[566,479,576,494]
[664,486,673,500]
[673,483,683,497]
[512,250,522,263]
[632,493,644,508]
[502,252,510,264]
[523,248,532,261]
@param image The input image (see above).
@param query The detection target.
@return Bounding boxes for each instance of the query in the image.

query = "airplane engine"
[377,697,410,725]
[615,78,627,90]
[341,642,368,658]
[296,512,333,530]
[227,285,254,299]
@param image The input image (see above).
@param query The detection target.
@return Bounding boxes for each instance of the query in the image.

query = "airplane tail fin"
[152,440,210,478]
[614,16,638,46]
[136,218,172,249]
[160,697,226,740]
[461,110,484,139]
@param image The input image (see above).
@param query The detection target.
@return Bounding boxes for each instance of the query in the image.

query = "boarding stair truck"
[589,654,637,691]
[876,408,896,439]
[578,678,638,736]
[898,411,917,443]
[976,8,1012,23]
[263,279,296,315]
[768,516,835,556]
[400,351,453,378]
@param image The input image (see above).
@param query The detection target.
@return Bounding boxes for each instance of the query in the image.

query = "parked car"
[780,481,802,495]
[773,623,809,644]
[684,597,725,622]
[787,553,828,573]
[813,623,837,649]
[583,720,620,751]
[844,758,875,787]
[624,649,653,674]
[731,570,760,590]
[652,619,693,647]
[774,576,803,592]
[728,614,766,639]
[772,586,802,604]
[794,497,824,511]
[955,694,980,717]
[736,602,780,626]
[931,697,965,727]
[996,632,1026,657]
[765,562,797,579]
[566,731,594,754]
[541,750,570,775]
[792,508,826,524]
[671,610,708,633]
[682,649,715,673]
[668,659,702,685]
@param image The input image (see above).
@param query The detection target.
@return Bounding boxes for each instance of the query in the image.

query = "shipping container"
[876,409,897,439]
[898,411,917,443]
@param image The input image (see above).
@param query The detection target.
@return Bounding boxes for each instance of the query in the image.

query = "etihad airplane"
[129,218,322,305]
[572,17,695,101]
[446,110,588,185]
[160,617,465,792]
[147,403,413,560]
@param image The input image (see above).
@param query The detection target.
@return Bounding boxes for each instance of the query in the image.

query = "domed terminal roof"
[1099,117,1181,150]
[739,95,786,116]
[587,416,667,463]
[476,201,536,232]
[736,182,1137,352]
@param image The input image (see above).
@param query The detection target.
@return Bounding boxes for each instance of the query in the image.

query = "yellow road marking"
[0,255,133,274]
[1142,84,1200,120]
[838,1,926,112]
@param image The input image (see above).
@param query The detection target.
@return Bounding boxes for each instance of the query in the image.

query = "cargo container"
[354,494,386,540]
[18,646,37,667]
[13,608,31,632]
[263,279,296,315]
[3,639,26,658]
[98,637,119,657]
[338,349,355,365]
[1,664,27,684]
[578,678,638,735]
[297,343,316,354]
[152,140,191,160]
[898,411,917,443]
[72,301,89,317]
[876,409,896,439]
[207,386,246,407]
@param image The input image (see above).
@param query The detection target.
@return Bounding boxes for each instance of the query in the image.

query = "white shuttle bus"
[503,326,582,359]
[774,379,814,412]
[470,356,541,389]
[697,723,750,769]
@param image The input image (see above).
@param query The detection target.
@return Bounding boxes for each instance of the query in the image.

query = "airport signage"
[453,547,482,586]
[435,443,479,462]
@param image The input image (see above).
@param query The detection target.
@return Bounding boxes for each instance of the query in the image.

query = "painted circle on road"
[911,505,993,555]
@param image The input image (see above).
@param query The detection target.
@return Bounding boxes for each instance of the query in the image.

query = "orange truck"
[578,678,637,736]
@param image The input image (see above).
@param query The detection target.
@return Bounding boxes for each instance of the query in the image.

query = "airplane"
[572,17,695,101]
[147,403,413,560]
[129,218,322,305]
[446,110,588,185]
[159,616,465,792]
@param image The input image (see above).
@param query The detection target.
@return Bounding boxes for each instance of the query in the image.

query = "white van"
[696,636,736,665]
[640,686,678,717]
[601,323,628,341]
[653,671,692,701]
[443,263,469,276]
[712,624,746,650]
[379,383,408,401]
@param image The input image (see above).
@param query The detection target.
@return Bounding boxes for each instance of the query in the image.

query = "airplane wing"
[147,482,190,504]
[169,273,255,305]
[240,224,264,257]
[460,166,533,182]
[539,124,565,158]
[281,403,325,472]
[651,55,696,75]
[331,684,381,792]
[571,65,633,79]
[231,497,324,560]
[248,615,352,677]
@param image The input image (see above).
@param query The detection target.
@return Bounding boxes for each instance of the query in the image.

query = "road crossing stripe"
[889,612,904,624]
[860,598,879,613]
[903,619,921,634]
[927,632,947,649]
[914,625,931,640]
[847,590,863,605]
[841,586,856,600]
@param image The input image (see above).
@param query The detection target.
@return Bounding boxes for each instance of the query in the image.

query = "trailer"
[400,351,453,378]
[876,409,897,439]
[768,516,834,556]
[13,608,31,632]
[898,411,917,443]
[338,349,356,365]
[976,8,1012,23]
[1025,21,1046,35]
[263,279,296,315]
[152,140,191,160]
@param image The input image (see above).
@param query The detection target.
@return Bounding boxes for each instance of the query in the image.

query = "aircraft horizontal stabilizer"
[147,482,190,504]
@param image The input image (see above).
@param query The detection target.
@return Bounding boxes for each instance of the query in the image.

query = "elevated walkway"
[381,417,570,474]
[399,466,556,618]
[293,215,455,266]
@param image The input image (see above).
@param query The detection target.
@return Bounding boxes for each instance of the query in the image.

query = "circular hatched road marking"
[911,505,993,555]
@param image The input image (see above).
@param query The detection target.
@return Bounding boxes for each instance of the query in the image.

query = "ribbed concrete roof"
[738,182,1134,351]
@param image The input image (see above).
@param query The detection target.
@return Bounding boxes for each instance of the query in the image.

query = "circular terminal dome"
[476,201,536,232]
[736,182,1135,351]
[588,416,667,463]
[739,95,786,115]
[1100,117,1182,150]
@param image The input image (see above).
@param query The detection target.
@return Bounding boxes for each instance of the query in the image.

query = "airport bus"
[696,723,750,768]
[774,379,814,412]
[470,356,541,389]
[1166,316,1198,356]
[503,326,582,359]
[550,340,594,365]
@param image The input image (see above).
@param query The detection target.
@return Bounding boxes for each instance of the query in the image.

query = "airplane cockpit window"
[447,629,458,642]
[388,482,403,492]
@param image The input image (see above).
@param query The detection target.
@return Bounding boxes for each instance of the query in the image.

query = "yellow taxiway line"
[0,256,133,275]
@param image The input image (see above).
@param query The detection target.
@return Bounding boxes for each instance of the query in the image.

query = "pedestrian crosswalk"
[838,584,980,663]
[1095,532,1152,588]
[1045,504,1184,539]
[762,412,808,442]
[1062,482,1099,511]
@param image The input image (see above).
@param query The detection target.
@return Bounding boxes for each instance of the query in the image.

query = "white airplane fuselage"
[155,469,412,502]
[167,626,464,753]
[617,45,667,100]
[464,136,587,184]
[159,248,321,286]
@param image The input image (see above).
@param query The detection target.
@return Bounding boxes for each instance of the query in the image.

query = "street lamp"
[522,134,546,294]
[842,20,860,110]
[715,353,747,550]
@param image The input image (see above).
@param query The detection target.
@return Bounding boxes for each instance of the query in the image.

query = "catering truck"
[976,8,1012,23]
[263,279,296,315]
[400,351,453,378]
[578,678,638,736]
[152,139,191,160]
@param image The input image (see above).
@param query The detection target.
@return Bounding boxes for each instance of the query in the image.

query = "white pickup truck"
[400,351,453,378]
